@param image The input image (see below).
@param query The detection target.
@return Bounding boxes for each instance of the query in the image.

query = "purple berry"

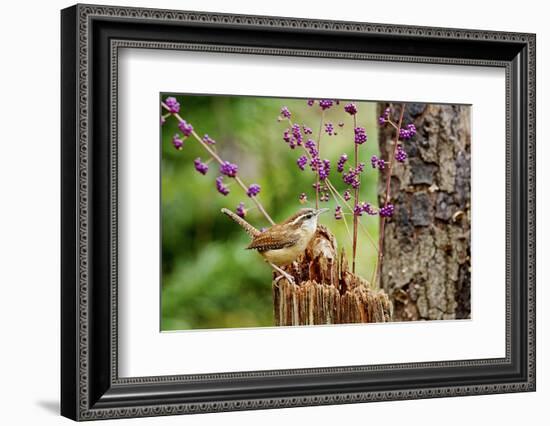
[172,134,184,150]
[280,106,291,119]
[344,103,357,115]
[297,155,308,171]
[395,144,408,162]
[291,123,303,146]
[318,159,330,180]
[236,202,246,218]
[337,154,348,173]
[354,127,367,144]
[164,96,180,113]
[247,183,261,197]
[343,168,360,189]
[193,157,208,175]
[334,206,343,220]
[219,161,238,177]
[178,120,193,137]
[215,176,230,196]
[283,129,291,143]
[360,202,377,215]
[379,203,395,217]
[399,124,417,140]
[319,99,334,110]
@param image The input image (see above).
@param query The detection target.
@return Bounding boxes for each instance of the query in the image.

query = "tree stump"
[378,103,471,321]
[272,225,392,326]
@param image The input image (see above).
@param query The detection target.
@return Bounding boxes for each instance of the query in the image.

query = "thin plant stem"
[315,111,325,209]
[323,182,353,244]
[352,115,359,274]
[373,103,405,287]
[162,102,275,225]
[324,179,378,251]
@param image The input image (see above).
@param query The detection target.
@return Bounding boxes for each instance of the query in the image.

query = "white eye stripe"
[290,213,314,225]
[290,215,306,226]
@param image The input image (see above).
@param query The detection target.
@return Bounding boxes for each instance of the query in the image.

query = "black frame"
[61,4,536,421]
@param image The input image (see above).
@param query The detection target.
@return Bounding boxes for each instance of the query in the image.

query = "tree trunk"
[378,103,471,321]
[273,225,392,326]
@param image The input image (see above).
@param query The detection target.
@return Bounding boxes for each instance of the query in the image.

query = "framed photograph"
[61,4,536,421]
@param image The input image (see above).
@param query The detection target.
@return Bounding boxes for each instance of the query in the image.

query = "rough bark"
[378,103,471,321]
[273,225,392,326]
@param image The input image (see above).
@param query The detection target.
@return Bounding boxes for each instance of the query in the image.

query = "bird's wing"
[247,229,299,252]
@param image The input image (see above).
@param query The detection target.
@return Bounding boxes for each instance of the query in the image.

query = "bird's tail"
[221,208,261,238]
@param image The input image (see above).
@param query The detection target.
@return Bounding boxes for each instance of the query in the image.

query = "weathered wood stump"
[273,225,392,326]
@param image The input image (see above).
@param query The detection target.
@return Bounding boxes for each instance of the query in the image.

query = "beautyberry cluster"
[193,158,208,175]
[215,176,230,196]
[360,202,377,215]
[319,99,334,110]
[236,202,247,218]
[318,159,331,181]
[379,203,395,217]
[395,145,407,163]
[297,155,308,171]
[337,154,348,173]
[282,124,303,149]
[178,120,193,137]
[220,161,238,177]
[399,124,417,140]
[342,164,365,189]
[344,103,357,115]
[324,122,335,136]
[164,96,180,113]
[370,155,386,170]
[354,127,367,144]
[247,184,261,198]
[172,134,184,150]
[280,106,291,119]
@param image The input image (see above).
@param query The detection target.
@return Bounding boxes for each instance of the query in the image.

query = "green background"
[161,95,380,330]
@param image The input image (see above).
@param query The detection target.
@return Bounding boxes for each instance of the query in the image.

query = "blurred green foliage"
[161,95,380,331]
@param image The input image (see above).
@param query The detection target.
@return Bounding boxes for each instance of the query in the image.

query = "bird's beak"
[316,208,330,216]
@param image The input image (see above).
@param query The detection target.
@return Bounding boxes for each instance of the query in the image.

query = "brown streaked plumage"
[221,207,329,283]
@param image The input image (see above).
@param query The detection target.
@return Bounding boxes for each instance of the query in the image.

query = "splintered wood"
[273,225,392,326]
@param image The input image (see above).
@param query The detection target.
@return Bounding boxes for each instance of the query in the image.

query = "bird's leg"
[268,262,295,285]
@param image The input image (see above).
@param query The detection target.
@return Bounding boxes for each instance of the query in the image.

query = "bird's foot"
[269,262,296,285]
[274,272,295,285]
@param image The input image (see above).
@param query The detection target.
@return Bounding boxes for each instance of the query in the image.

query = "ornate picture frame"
[61,4,535,420]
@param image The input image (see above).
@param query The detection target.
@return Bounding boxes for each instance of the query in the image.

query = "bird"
[221,207,329,284]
